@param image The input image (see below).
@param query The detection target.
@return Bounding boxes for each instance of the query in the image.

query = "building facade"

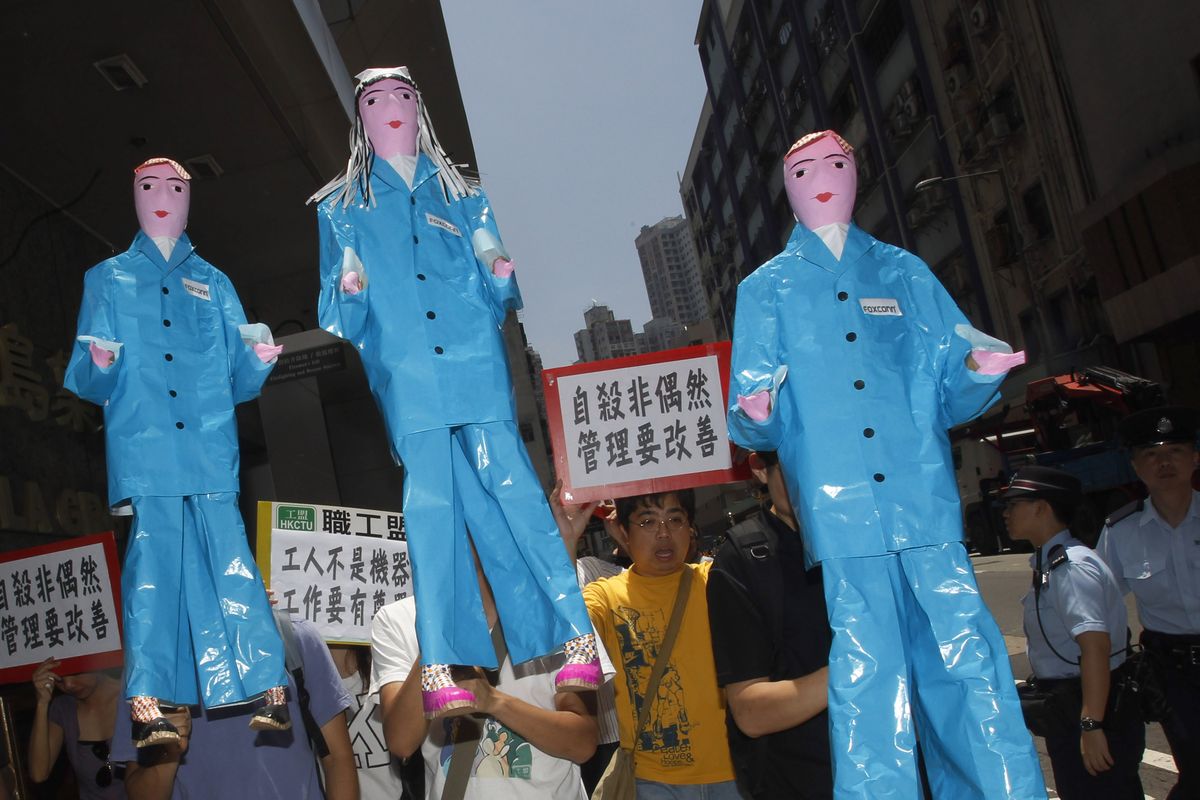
[635,216,709,326]
[683,0,991,345]
[683,0,1200,407]
[574,304,640,362]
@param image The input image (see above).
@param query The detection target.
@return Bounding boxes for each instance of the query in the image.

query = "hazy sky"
[440,2,708,368]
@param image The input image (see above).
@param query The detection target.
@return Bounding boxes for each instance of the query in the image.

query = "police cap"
[1118,406,1198,449]
[1003,466,1082,504]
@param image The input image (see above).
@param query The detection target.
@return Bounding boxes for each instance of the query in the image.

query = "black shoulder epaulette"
[1106,499,1144,527]
[1046,544,1069,571]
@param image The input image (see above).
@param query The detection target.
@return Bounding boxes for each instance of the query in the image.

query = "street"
[975,552,1177,799]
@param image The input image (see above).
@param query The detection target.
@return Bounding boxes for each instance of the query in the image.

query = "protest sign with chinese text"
[543,342,748,503]
[0,533,122,684]
[257,501,410,644]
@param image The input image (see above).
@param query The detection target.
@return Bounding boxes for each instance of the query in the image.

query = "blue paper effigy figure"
[65,157,291,747]
[309,67,600,718]
[726,131,1047,799]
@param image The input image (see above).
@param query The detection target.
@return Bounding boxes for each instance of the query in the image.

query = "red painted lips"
[815,192,834,203]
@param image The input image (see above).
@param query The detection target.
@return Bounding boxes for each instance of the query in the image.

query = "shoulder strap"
[442,624,507,800]
[272,610,329,759]
[727,516,777,560]
[1106,498,1144,527]
[1046,544,1069,572]
[633,568,693,739]
[726,514,784,645]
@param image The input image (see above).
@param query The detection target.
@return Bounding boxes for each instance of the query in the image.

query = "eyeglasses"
[635,516,690,533]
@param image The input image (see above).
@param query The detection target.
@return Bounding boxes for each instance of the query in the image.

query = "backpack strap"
[272,609,330,759]
[725,514,784,646]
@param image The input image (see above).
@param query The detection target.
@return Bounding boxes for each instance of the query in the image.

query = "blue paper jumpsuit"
[64,232,287,709]
[315,156,591,669]
[727,223,1046,799]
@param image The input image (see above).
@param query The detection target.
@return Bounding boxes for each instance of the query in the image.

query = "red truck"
[953,367,1167,554]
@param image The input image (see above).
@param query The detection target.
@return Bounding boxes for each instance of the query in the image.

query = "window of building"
[1022,183,1054,242]
[829,81,859,130]
[989,81,1025,134]
[861,0,905,67]
[778,19,793,46]
[1019,309,1042,363]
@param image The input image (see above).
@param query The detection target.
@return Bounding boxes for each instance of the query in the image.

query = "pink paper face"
[133,163,190,239]
[783,134,857,229]
[358,78,419,158]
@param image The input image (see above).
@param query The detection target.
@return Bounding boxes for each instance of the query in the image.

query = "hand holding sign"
[31,657,61,705]
[491,258,514,278]
[550,479,599,557]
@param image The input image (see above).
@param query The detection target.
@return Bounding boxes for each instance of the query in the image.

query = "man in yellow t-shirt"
[581,490,743,798]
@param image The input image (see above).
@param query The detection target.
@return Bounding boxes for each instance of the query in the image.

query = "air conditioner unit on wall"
[985,112,1011,145]
[906,207,925,230]
[970,1,992,33]
[945,63,970,98]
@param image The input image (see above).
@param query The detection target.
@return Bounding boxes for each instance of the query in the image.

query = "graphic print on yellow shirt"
[614,604,694,766]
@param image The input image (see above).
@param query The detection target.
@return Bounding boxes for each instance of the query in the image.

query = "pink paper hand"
[737,391,772,422]
[341,271,362,294]
[971,349,1026,375]
[492,258,514,278]
[89,342,115,368]
[253,342,284,364]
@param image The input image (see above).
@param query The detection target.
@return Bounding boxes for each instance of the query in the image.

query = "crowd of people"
[22,402,1198,800]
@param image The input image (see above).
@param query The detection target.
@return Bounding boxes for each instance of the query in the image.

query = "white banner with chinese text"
[256,501,410,644]
[0,533,122,683]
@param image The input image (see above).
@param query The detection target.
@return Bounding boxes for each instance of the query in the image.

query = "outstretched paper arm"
[65,267,124,405]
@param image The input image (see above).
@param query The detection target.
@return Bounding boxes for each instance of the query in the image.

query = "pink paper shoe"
[421,664,477,720]
[555,634,602,692]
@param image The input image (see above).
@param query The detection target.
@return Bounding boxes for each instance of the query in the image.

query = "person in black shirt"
[707,451,833,799]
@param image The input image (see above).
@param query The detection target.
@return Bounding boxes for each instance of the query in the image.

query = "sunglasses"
[83,740,124,787]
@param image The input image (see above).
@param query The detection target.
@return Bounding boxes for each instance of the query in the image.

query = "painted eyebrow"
[136,175,160,181]
[786,157,815,170]
[164,177,186,184]
[824,153,849,159]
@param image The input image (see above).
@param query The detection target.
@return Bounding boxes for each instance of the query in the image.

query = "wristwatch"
[1079,716,1104,732]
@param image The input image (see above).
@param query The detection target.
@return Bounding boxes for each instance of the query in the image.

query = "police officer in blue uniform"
[1098,406,1200,799]
[1006,466,1145,799]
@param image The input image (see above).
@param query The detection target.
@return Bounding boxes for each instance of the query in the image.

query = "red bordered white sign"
[0,532,123,684]
[543,342,749,503]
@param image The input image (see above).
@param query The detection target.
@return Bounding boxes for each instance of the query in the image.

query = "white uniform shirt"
[1098,491,1200,635]
[369,597,614,800]
[1022,530,1129,680]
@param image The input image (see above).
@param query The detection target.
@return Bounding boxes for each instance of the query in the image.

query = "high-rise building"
[574,304,639,363]
[640,317,686,354]
[636,216,709,326]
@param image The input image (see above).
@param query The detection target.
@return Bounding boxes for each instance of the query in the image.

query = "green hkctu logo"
[276,505,315,531]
